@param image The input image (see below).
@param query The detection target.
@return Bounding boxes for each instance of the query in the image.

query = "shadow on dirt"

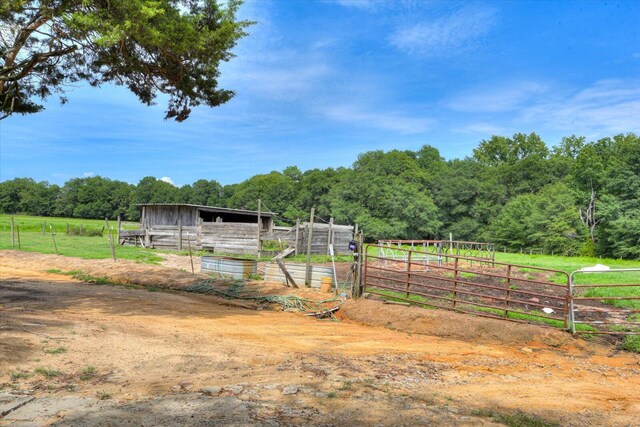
[0,275,263,364]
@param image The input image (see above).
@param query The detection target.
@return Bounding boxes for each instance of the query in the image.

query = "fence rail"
[362,246,640,336]
[569,268,640,335]
[364,244,570,330]
[377,239,496,265]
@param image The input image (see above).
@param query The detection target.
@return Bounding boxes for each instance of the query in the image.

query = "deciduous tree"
[1,0,252,121]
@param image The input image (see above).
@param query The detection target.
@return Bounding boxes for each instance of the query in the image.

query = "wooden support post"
[305,207,315,287]
[352,234,360,299]
[117,215,122,245]
[294,218,300,255]
[188,234,195,274]
[358,231,365,298]
[257,199,262,258]
[16,224,21,249]
[327,217,333,255]
[105,217,116,262]
[66,223,69,235]
[276,257,299,288]
[10,216,15,248]
[41,222,45,235]
[50,225,58,255]
[178,211,183,251]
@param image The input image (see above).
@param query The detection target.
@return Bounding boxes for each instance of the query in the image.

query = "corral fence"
[361,244,640,336]
[377,240,495,265]
[569,268,640,335]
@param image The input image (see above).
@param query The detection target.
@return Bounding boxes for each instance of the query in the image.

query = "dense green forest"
[1,132,638,259]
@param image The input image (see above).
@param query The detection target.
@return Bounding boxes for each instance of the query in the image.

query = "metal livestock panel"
[201,256,258,279]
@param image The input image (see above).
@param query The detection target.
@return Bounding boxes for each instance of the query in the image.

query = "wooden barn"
[120,203,274,254]
[120,203,355,256]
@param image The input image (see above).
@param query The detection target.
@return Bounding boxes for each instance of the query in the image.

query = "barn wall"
[299,223,354,255]
[138,205,352,256]
[144,206,198,227]
[200,223,260,254]
[261,223,354,255]
[146,225,198,250]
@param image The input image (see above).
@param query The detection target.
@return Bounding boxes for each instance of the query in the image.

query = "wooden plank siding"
[200,223,260,254]
[128,206,354,256]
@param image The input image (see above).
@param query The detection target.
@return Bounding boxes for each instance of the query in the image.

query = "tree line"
[1,132,638,259]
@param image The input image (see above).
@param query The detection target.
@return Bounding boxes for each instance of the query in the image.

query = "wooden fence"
[121,221,354,256]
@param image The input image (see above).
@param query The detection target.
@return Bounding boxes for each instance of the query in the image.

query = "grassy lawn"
[0,214,161,263]
[0,214,139,233]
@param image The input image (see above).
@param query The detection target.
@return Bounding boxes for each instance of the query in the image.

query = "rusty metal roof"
[136,203,274,217]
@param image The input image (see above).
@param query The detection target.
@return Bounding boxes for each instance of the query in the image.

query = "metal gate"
[363,244,570,330]
[362,245,640,336]
[569,268,640,335]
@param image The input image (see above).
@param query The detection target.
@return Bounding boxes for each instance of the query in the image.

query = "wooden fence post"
[105,217,116,262]
[257,199,262,258]
[117,214,122,244]
[50,225,58,254]
[188,233,194,274]
[178,212,183,251]
[10,216,15,248]
[305,207,315,287]
[16,224,21,249]
[294,218,300,255]
[326,217,333,255]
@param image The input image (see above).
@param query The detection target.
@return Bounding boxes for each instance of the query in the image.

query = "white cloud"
[320,104,433,134]
[446,82,550,113]
[389,6,497,56]
[455,123,505,135]
[521,79,640,133]
[160,176,175,185]
[82,172,95,177]
[329,0,385,11]
[240,63,332,100]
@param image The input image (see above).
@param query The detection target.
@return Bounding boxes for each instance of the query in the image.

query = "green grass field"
[0,214,139,233]
[0,214,162,263]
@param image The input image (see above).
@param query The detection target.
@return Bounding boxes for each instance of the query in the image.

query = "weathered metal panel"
[201,256,258,279]
[264,262,333,288]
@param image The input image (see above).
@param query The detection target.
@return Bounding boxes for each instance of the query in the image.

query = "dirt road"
[1,251,639,426]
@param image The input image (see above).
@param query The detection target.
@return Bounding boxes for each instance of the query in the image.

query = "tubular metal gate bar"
[569,268,640,335]
[377,240,496,265]
[364,244,570,330]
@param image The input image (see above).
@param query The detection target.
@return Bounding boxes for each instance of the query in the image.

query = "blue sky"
[1,0,639,187]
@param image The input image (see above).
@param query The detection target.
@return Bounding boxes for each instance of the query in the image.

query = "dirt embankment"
[1,250,640,426]
[339,299,579,348]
